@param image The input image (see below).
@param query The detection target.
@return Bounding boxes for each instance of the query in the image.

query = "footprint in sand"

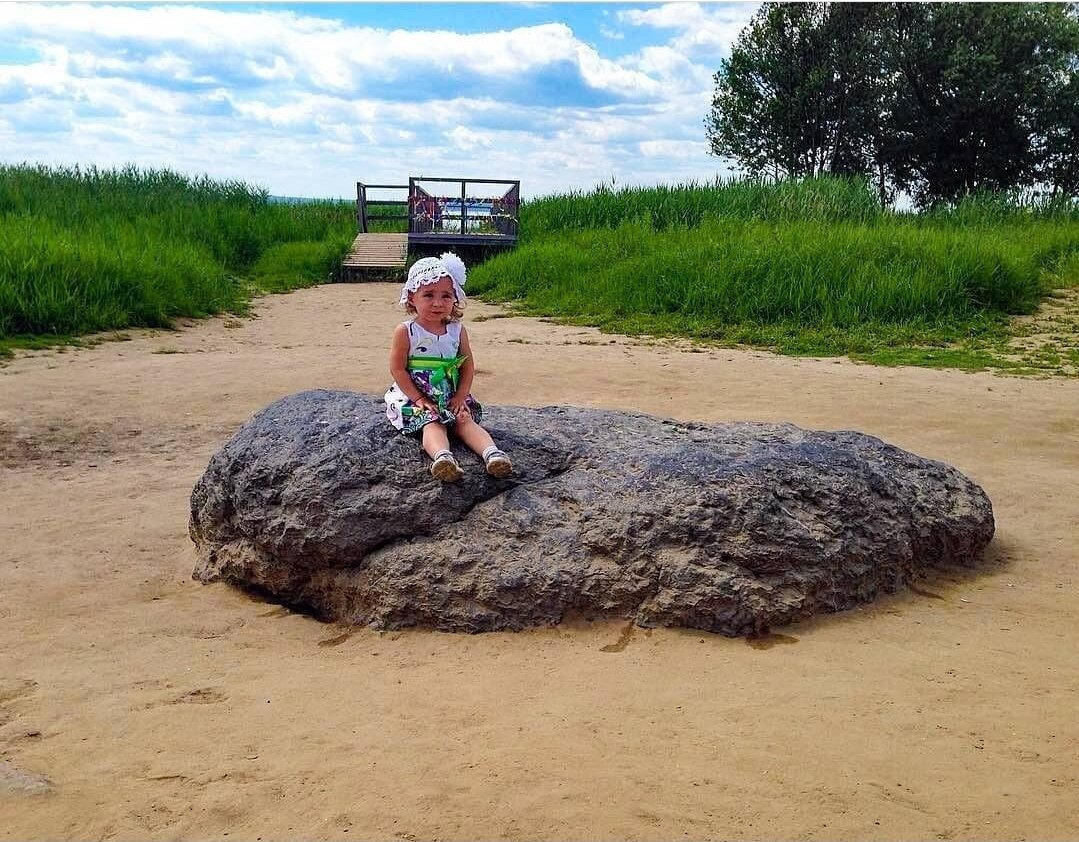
[139,687,227,710]
[158,621,244,640]
[318,628,355,647]
[0,678,38,704]
[173,687,227,705]
[600,621,637,652]
[745,632,800,650]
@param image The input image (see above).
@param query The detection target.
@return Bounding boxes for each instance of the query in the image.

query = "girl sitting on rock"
[385,252,513,482]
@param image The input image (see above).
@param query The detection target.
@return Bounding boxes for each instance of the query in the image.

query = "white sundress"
[384,320,482,435]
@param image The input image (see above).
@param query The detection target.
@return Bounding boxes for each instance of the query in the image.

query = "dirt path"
[2,283,1077,841]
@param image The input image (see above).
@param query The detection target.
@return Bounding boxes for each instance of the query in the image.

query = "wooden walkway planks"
[342,233,408,270]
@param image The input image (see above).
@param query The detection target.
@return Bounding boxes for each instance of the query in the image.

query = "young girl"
[385,252,513,482]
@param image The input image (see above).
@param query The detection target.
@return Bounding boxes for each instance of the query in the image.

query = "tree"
[1040,66,1079,196]
[707,2,893,199]
[708,4,849,180]
[886,2,1079,205]
[707,2,1079,206]
[1020,4,1078,197]
[819,3,895,203]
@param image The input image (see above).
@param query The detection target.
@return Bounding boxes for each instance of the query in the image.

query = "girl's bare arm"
[389,324,435,409]
[455,326,476,397]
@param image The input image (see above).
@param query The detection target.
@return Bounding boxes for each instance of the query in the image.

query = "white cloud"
[629,45,714,93]
[619,2,757,60]
[446,126,493,152]
[639,139,708,159]
[245,56,294,83]
[0,3,751,197]
[3,8,658,98]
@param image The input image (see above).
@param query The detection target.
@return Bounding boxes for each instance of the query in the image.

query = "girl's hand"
[448,395,468,416]
[414,396,437,414]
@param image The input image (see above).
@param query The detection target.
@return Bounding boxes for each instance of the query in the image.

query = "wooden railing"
[355,182,408,233]
[408,177,520,237]
[356,177,520,239]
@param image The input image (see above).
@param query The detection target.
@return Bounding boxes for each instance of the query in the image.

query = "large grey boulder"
[190,390,994,636]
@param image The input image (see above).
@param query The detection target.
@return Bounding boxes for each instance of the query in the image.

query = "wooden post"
[408,177,415,235]
[356,182,368,233]
[460,179,467,235]
[513,180,520,237]
[505,181,520,237]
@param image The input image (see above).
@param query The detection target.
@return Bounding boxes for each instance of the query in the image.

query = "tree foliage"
[707,2,1079,206]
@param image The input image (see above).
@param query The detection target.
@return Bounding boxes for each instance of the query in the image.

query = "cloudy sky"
[0,2,759,199]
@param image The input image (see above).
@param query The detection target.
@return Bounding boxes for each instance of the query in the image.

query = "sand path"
[2,284,1077,840]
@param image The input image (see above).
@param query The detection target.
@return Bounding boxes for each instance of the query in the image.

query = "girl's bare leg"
[421,421,451,459]
[452,410,497,455]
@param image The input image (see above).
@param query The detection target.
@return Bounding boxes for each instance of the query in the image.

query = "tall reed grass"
[521,176,886,238]
[6,166,1077,358]
[0,164,355,339]
[470,177,1079,353]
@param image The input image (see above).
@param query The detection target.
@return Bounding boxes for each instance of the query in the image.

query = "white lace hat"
[400,252,467,305]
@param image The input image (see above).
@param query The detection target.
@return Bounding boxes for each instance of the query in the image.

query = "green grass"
[248,236,355,292]
[4,167,1078,376]
[0,163,356,350]
[470,177,1079,374]
[365,201,409,233]
[522,175,886,235]
[477,219,1057,325]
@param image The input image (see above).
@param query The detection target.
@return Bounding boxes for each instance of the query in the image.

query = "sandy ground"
[2,283,1077,841]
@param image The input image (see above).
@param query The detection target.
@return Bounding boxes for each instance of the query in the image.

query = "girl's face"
[409,276,456,323]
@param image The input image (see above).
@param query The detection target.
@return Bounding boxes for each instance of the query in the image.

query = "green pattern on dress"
[401,355,468,419]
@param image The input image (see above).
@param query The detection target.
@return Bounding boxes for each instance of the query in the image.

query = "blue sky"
[0,2,760,198]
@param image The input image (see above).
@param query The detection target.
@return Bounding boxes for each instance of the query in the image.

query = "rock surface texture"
[190,390,995,636]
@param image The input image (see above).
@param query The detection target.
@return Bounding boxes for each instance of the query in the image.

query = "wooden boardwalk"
[342,176,520,279]
[341,233,408,278]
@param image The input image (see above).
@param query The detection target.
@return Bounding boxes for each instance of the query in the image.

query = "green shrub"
[0,163,356,340]
[0,215,236,336]
[250,236,355,293]
[471,178,1079,354]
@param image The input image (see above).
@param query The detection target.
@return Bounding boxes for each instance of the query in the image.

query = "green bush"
[469,177,1079,354]
[521,175,885,238]
[0,215,236,336]
[250,236,355,293]
[0,163,356,340]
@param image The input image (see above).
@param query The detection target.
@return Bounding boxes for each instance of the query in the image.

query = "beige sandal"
[484,450,513,478]
[431,451,464,482]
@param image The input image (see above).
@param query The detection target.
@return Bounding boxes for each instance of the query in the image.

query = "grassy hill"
[469,178,1079,371]
[0,164,355,348]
